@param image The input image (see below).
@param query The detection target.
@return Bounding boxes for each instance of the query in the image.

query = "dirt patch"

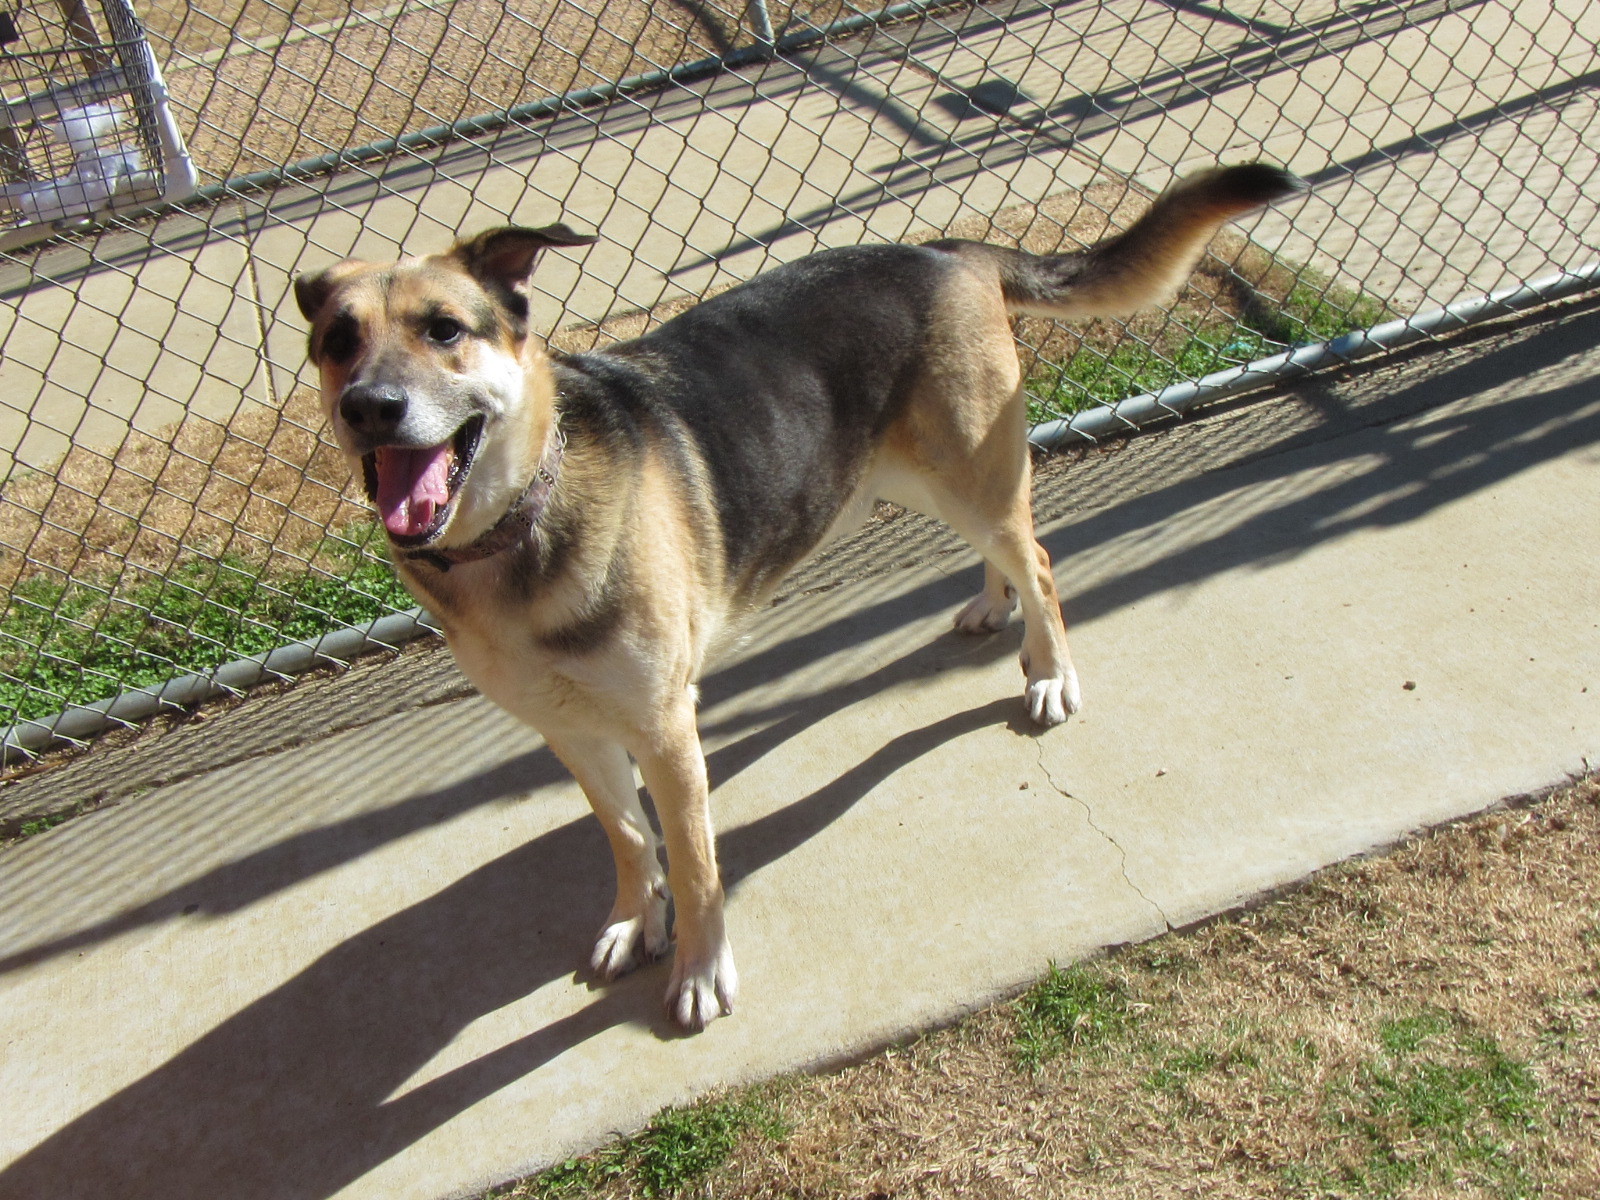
[497,775,1600,1198]
[139,0,360,60]
[148,0,878,182]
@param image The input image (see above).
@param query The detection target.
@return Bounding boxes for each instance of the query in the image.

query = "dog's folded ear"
[293,258,371,322]
[455,224,598,315]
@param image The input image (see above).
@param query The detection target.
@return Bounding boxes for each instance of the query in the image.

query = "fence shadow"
[16,0,1510,291]
[670,0,1495,270]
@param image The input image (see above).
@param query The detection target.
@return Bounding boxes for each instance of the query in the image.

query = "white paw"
[591,891,670,981]
[1025,667,1082,727]
[665,936,738,1031]
[954,586,1017,634]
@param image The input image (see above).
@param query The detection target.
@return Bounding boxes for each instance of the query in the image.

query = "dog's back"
[551,163,1303,605]
[559,242,959,599]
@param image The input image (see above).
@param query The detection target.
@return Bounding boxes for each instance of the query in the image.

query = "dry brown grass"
[0,386,364,592]
[504,777,1600,1199]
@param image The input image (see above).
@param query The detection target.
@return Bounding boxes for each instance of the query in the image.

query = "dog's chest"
[445,617,594,729]
[435,588,659,741]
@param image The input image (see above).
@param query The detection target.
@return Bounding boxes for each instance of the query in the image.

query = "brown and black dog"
[294,163,1304,1029]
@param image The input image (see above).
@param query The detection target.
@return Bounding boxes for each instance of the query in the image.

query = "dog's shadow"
[0,615,1019,1200]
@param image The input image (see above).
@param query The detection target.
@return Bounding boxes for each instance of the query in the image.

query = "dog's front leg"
[545,732,670,980]
[633,691,737,1030]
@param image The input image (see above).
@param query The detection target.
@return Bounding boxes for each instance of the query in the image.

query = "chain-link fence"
[1,0,1596,757]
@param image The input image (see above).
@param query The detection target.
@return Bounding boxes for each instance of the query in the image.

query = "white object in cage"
[0,1,196,248]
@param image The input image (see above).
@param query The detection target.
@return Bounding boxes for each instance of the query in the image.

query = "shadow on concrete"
[3,306,1598,1196]
[0,749,569,977]
[0,810,634,1200]
[1056,379,1600,626]
[0,686,1023,1200]
[668,0,1494,271]
[1296,65,1600,188]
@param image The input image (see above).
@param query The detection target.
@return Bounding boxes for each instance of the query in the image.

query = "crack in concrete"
[1033,741,1173,931]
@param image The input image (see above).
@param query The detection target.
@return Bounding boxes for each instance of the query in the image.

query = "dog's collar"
[400,424,565,573]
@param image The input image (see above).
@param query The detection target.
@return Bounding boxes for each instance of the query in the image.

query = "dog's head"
[294,223,596,548]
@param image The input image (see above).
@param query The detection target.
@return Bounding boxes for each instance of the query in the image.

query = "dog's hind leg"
[885,315,1082,725]
[630,689,738,1029]
[888,384,1080,724]
[545,732,670,980]
[953,562,1018,633]
[887,456,1079,724]
[941,492,1081,726]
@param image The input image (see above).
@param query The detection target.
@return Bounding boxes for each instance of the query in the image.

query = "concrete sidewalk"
[2,296,1597,1200]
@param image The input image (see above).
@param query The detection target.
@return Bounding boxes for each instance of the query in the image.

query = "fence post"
[746,0,776,53]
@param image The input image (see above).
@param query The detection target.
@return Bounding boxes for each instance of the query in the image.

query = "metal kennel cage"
[0,0,195,249]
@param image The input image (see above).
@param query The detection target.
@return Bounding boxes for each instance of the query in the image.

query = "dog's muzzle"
[341,395,485,545]
[339,382,409,443]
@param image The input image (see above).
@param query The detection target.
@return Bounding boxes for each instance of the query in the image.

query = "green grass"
[504,1092,788,1199]
[517,1145,631,1198]
[12,810,70,839]
[1014,961,1134,1070]
[1029,273,1394,422]
[0,524,413,724]
[634,1096,786,1196]
[0,796,100,843]
[1307,1013,1543,1198]
[1377,1010,1454,1056]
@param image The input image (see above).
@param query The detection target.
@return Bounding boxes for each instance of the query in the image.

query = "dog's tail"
[938,163,1306,321]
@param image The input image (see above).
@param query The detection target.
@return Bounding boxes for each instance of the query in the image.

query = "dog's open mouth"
[363,415,484,544]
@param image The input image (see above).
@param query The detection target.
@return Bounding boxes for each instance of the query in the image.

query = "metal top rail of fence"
[0,0,1596,760]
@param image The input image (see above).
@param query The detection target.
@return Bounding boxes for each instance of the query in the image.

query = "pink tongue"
[374,443,455,538]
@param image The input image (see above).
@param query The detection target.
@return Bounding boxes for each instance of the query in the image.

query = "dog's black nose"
[339,383,408,436]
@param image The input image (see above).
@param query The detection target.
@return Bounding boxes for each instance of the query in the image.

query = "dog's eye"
[321,314,360,363]
[427,317,465,345]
